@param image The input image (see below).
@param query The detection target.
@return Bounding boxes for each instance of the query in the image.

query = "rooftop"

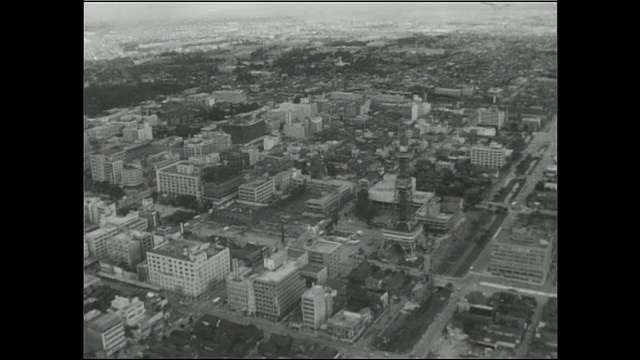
[301,263,327,275]
[255,260,300,283]
[494,227,552,249]
[148,239,224,261]
[87,312,122,332]
[240,178,273,189]
[326,310,365,329]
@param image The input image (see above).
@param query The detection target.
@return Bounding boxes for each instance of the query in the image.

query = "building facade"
[109,296,146,327]
[253,261,306,322]
[86,227,120,260]
[85,312,127,356]
[301,285,330,331]
[478,108,506,129]
[470,143,507,169]
[156,161,203,199]
[238,178,275,205]
[489,227,554,284]
[90,150,125,184]
[147,241,231,298]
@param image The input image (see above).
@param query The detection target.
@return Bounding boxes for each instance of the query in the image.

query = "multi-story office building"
[238,178,275,205]
[253,261,306,322]
[109,296,146,327]
[85,312,126,356]
[201,160,244,205]
[90,149,125,184]
[478,107,506,129]
[489,227,555,285]
[212,90,247,104]
[301,285,332,331]
[184,132,232,158]
[84,197,117,224]
[305,191,340,216]
[241,147,261,166]
[263,135,281,151]
[86,227,119,260]
[226,265,258,314]
[156,161,203,199]
[148,151,181,171]
[121,164,144,187]
[122,122,153,143]
[85,237,90,259]
[147,240,230,298]
[222,120,268,145]
[470,142,507,169]
[290,238,342,279]
[107,232,143,268]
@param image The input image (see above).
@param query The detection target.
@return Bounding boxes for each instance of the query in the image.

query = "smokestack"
[183,245,189,256]
[180,223,185,235]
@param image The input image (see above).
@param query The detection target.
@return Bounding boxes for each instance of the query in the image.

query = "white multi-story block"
[470,142,507,169]
[147,240,230,298]
[156,161,203,199]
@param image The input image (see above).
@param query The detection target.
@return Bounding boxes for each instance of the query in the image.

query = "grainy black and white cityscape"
[84,2,557,359]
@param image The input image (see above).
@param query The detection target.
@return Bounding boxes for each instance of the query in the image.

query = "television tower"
[395,119,413,228]
[382,116,424,257]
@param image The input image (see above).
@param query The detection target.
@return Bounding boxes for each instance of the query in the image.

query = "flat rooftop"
[87,312,122,332]
[494,227,552,249]
[326,310,364,329]
[157,161,201,174]
[301,263,327,275]
[148,239,223,261]
[240,178,272,189]
[255,260,300,283]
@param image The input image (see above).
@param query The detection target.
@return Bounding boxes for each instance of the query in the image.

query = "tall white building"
[156,161,203,199]
[109,296,146,326]
[84,197,117,224]
[238,178,275,205]
[253,261,306,321]
[86,227,120,260]
[478,107,506,129]
[470,142,507,169]
[147,240,230,298]
[90,150,125,184]
[301,285,331,331]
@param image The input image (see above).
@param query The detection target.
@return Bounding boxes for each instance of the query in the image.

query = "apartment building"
[238,178,275,205]
[470,142,507,169]
[86,227,120,260]
[156,161,203,199]
[147,240,231,298]
[253,261,306,322]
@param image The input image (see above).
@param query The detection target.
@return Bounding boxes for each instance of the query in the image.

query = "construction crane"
[481,2,511,17]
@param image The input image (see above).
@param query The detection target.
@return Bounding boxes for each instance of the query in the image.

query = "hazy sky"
[85,1,557,25]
